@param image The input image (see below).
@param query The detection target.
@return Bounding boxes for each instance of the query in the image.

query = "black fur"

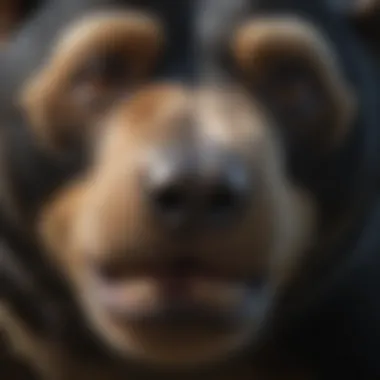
[0,1,380,379]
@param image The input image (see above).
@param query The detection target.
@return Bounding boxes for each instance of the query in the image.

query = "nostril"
[151,183,194,229]
[154,185,188,214]
[204,179,246,226]
[208,183,238,216]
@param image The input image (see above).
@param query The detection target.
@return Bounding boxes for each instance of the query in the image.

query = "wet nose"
[145,148,250,231]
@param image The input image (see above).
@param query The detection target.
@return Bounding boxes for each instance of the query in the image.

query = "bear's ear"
[232,16,357,153]
[19,12,165,153]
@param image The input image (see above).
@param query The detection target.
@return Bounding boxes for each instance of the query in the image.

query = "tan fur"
[232,16,357,148]
[36,85,317,369]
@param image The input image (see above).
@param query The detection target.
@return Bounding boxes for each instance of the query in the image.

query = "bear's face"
[37,83,317,368]
[9,0,359,370]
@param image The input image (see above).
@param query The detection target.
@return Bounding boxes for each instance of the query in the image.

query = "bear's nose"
[145,146,250,231]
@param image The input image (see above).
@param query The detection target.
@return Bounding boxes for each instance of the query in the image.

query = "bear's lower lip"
[112,299,244,329]
[89,274,265,327]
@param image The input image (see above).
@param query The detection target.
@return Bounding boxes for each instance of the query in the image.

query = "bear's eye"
[68,48,142,113]
[260,59,313,101]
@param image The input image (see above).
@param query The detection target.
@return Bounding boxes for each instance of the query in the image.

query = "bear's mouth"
[86,255,268,328]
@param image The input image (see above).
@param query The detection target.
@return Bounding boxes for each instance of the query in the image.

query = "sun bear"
[1,1,380,379]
